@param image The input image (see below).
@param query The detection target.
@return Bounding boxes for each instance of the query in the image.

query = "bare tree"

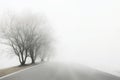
[0,15,28,65]
[0,13,52,65]
[27,24,51,63]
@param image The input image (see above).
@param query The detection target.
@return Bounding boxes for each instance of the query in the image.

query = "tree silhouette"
[0,13,53,65]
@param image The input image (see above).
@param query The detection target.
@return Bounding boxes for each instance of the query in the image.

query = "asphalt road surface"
[0,62,120,80]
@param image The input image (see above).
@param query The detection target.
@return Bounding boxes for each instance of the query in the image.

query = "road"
[0,62,120,80]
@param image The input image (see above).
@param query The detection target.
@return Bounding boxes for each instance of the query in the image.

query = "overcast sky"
[0,0,120,76]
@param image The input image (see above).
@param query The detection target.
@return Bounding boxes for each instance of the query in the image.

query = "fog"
[0,0,120,76]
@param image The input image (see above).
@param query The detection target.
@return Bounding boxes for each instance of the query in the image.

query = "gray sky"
[0,0,120,76]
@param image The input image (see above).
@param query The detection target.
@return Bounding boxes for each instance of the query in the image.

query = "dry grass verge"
[0,64,37,77]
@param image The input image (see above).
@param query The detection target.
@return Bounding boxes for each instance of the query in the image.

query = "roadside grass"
[0,63,38,77]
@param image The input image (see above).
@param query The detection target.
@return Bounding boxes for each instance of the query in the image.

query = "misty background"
[0,0,120,76]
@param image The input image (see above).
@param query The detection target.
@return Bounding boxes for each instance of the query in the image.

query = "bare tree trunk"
[20,61,25,65]
[41,58,44,62]
[30,50,35,64]
[31,58,35,64]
